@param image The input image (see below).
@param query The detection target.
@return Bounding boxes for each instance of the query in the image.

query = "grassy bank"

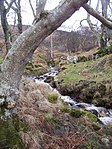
[57,54,112,85]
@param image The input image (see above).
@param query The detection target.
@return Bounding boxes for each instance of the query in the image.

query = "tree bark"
[0,0,88,116]
[36,0,47,16]
[100,0,110,48]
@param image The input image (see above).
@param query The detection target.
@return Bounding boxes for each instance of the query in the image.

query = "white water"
[32,67,112,125]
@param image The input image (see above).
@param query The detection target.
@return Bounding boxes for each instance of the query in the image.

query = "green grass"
[57,54,112,85]
[48,94,58,103]
[0,56,3,64]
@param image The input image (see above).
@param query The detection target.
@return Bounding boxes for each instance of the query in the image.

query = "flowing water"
[30,67,112,125]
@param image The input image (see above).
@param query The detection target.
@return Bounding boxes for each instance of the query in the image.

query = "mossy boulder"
[60,106,85,118]
[94,46,112,58]
[98,83,106,95]
[69,109,85,118]
[78,56,88,62]
[92,123,101,131]
[56,80,112,108]
[24,61,48,76]
[45,76,54,83]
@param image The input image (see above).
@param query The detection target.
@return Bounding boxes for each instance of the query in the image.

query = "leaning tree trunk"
[0,0,88,115]
[83,2,111,49]
[0,0,88,147]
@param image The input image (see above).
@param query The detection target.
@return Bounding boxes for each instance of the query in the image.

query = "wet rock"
[99,117,112,125]
[57,80,112,108]
[101,137,112,149]
[93,91,101,98]
[45,76,54,83]
[75,103,89,109]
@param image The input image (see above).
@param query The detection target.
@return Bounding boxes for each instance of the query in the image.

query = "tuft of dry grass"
[16,78,87,148]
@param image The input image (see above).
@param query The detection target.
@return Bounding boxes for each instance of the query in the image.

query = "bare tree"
[28,0,36,18]
[0,0,16,53]
[82,0,111,48]
[1,0,112,114]
[5,0,22,34]
[83,3,112,29]
[14,0,22,34]
[29,0,47,23]
[83,2,112,49]
[100,0,110,48]
[86,0,101,47]
[30,0,54,63]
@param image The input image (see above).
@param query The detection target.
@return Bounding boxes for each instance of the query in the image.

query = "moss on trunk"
[0,116,25,149]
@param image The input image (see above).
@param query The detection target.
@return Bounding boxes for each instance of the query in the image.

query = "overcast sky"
[7,0,101,31]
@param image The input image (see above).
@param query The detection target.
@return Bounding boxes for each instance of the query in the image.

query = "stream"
[30,67,112,125]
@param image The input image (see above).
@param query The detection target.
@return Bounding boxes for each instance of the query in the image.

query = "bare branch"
[83,3,112,29]
[29,0,36,18]
[36,0,47,16]
[80,19,87,26]
[5,1,17,12]
[95,0,100,11]
[5,0,16,14]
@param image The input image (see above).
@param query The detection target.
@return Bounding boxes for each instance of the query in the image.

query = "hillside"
[0,25,112,148]
[0,25,98,53]
[14,50,112,148]
[57,54,112,84]
[14,52,112,148]
[0,45,112,148]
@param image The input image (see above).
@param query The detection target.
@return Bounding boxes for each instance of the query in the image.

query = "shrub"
[60,106,70,113]
[78,56,87,62]
[69,109,85,118]
[48,94,58,103]
[92,123,101,131]
[0,57,3,64]
[98,83,106,95]
[85,111,97,123]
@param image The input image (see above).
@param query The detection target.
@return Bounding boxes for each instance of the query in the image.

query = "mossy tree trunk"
[0,116,25,148]
[83,2,111,50]
[0,0,88,147]
[0,0,88,115]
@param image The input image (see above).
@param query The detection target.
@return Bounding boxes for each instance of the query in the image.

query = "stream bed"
[29,67,112,125]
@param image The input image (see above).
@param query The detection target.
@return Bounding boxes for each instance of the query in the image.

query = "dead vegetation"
[15,77,111,149]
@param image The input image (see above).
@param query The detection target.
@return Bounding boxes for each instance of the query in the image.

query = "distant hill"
[41,28,98,52]
[0,25,98,52]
